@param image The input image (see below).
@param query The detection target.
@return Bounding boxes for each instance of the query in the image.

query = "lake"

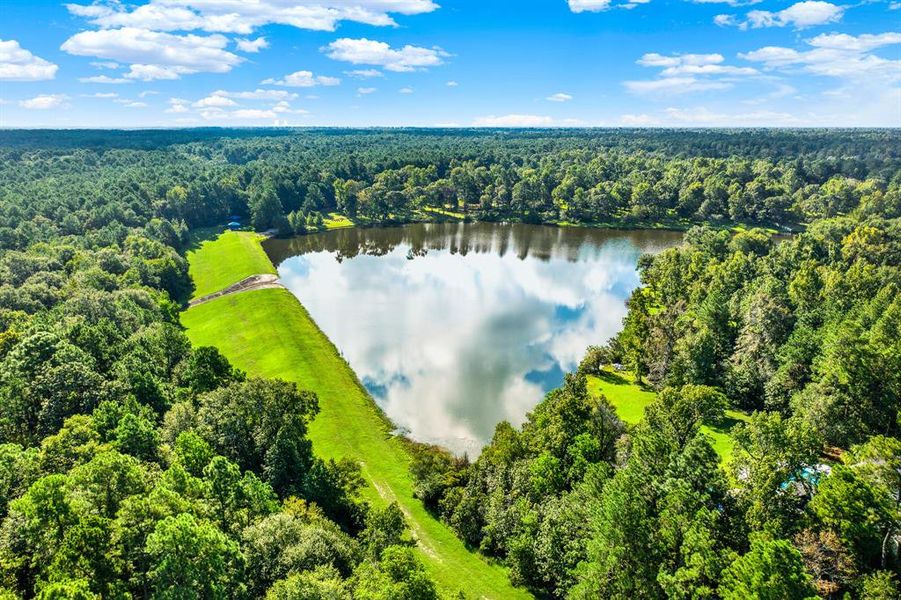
[265,223,683,455]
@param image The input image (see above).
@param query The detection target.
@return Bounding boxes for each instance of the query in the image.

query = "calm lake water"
[265,223,682,455]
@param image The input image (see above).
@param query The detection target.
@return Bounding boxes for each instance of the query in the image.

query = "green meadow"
[587,370,750,461]
[181,231,529,599]
[187,230,276,300]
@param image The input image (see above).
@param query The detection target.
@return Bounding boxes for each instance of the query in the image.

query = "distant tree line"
[1,129,898,247]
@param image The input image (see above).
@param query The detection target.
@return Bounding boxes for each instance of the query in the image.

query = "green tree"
[197,378,318,496]
[730,414,821,535]
[249,183,285,231]
[809,465,894,570]
[145,513,244,600]
[114,413,160,462]
[35,579,99,600]
[265,567,349,600]
[350,546,437,600]
[242,507,359,597]
[860,571,900,600]
[720,538,817,600]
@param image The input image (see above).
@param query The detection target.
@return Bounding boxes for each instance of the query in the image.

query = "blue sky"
[0,0,898,127]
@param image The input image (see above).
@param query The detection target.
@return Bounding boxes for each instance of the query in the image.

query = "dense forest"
[0,128,899,599]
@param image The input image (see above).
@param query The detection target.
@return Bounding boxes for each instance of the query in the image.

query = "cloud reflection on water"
[270,223,681,455]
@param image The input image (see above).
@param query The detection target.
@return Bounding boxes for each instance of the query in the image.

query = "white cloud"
[568,0,647,12]
[66,2,210,31]
[124,65,185,80]
[79,74,132,84]
[473,114,554,126]
[120,100,148,108]
[672,98,898,126]
[743,82,798,104]
[693,0,762,3]
[446,80,458,87]
[346,69,383,78]
[66,0,439,34]
[230,109,278,119]
[624,76,734,94]
[19,94,69,110]
[627,52,756,95]
[262,70,341,87]
[744,1,844,29]
[272,100,308,114]
[323,38,447,72]
[201,108,278,120]
[546,92,573,102]
[808,32,901,52]
[619,113,661,126]
[636,53,756,76]
[720,2,845,30]
[740,31,901,82]
[166,98,191,113]
[90,60,120,69]
[399,87,414,94]
[83,92,119,98]
[61,27,243,80]
[197,106,307,121]
[165,88,307,120]
[0,39,58,81]
[568,0,612,12]
[192,94,237,108]
[662,106,799,125]
[216,89,298,100]
[357,87,377,95]
[663,64,757,76]
[235,37,268,53]
[623,105,804,126]
[166,89,304,115]
[138,90,159,98]
[637,52,721,67]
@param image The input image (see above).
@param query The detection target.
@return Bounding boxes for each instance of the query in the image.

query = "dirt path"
[188,273,284,307]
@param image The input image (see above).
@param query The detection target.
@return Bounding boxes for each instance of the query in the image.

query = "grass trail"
[181,231,529,599]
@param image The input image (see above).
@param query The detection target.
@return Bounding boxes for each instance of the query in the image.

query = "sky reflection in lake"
[267,223,682,455]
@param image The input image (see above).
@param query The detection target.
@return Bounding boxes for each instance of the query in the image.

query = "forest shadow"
[706,413,748,435]
[594,368,656,393]
[184,225,226,254]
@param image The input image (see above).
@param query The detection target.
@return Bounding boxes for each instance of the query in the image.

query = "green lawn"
[587,370,657,425]
[421,206,466,219]
[187,230,276,300]
[587,370,750,461]
[181,236,529,599]
[324,213,356,230]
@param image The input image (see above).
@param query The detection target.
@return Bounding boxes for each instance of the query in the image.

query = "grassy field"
[587,370,750,461]
[181,232,529,599]
[187,230,276,300]
[324,213,356,230]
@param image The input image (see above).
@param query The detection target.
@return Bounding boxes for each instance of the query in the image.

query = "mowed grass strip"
[181,236,530,598]
[187,230,276,300]
[587,371,750,462]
